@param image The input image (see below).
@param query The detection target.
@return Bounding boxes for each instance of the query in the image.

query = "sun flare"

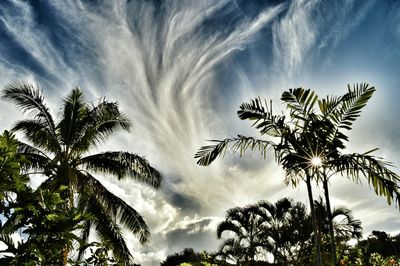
[311,157,322,167]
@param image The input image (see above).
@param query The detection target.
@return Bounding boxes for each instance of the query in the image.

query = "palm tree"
[313,197,362,264]
[217,198,312,265]
[196,94,324,265]
[217,238,247,265]
[1,83,162,263]
[282,84,400,265]
[217,203,269,264]
[256,198,311,265]
[196,84,400,266]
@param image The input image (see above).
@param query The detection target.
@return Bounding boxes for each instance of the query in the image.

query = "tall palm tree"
[195,95,325,265]
[196,84,400,266]
[1,83,162,263]
[282,84,400,265]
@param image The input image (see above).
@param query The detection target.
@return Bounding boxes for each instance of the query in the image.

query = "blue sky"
[0,0,400,264]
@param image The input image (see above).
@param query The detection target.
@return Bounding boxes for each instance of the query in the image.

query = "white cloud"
[0,1,399,265]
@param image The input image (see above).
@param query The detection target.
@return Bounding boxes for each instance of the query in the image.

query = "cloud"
[163,216,221,253]
[1,0,400,265]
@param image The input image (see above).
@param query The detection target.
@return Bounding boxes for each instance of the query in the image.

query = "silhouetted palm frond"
[195,135,276,166]
[81,152,162,188]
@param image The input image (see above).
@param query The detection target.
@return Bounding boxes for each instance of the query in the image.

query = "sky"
[0,0,400,264]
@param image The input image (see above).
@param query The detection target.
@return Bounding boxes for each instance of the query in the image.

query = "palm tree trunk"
[62,247,68,265]
[322,173,337,266]
[306,174,322,266]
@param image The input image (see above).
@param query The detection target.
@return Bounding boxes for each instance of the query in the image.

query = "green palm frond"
[1,83,56,136]
[238,97,271,121]
[71,101,132,155]
[58,87,87,147]
[79,172,150,244]
[238,98,286,136]
[218,238,247,263]
[281,88,318,122]
[331,153,400,206]
[318,95,342,118]
[81,152,162,188]
[17,143,51,174]
[217,221,243,239]
[77,220,92,260]
[86,197,133,263]
[329,83,375,130]
[331,206,362,239]
[195,139,230,166]
[195,135,276,166]
[13,119,60,153]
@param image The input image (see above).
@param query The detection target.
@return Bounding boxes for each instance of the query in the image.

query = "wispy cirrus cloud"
[0,0,400,265]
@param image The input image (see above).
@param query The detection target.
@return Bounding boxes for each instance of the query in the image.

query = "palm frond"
[332,206,362,239]
[217,238,247,263]
[78,172,150,244]
[195,135,276,166]
[81,152,162,189]
[330,83,375,130]
[16,142,51,175]
[77,220,91,260]
[0,234,16,253]
[238,97,270,121]
[331,153,400,206]
[217,221,243,239]
[70,100,132,155]
[58,87,87,148]
[238,98,286,136]
[2,83,56,137]
[86,197,133,263]
[318,95,342,118]
[281,88,318,122]
[13,120,60,154]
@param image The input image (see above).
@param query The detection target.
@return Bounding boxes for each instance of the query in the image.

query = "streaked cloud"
[0,0,399,265]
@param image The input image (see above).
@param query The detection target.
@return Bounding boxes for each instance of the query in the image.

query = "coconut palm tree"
[1,83,162,263]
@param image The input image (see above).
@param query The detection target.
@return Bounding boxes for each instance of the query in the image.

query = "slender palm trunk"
[322,173,337,266]
[306,174,322,266]
[62,247,68,265]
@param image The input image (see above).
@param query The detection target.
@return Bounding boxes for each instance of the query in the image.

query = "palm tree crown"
[1,83,162,262]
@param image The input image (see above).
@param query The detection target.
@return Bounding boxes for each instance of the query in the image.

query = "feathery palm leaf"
[70,100,131,155]
[13,119,60,153]
[195,135,276,166]
[330,153,400,206]
[1,83,56,135]
[281,88,318,123]
[331,206,362,240]
[81,152,161,188]
[79,172,150,244]
[86,197,133,262]
[238,97,286,137]
[326,83,375,130]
